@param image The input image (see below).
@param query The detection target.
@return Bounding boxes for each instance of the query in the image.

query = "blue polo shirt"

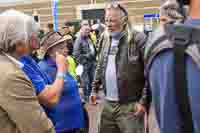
[20,55,50,95]
[20,56,85,133]
[149,19,200,133]
[38,58,85,133]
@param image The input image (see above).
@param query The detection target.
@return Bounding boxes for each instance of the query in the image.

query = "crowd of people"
[0,0,200,133]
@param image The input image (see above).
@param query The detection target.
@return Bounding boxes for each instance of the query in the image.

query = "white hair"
[105,3,127,18]
[0,9,39,52]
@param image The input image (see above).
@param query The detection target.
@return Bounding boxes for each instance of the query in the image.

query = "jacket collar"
[3,53,24,69]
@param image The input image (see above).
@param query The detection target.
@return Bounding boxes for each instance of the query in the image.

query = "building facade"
[0,0,160,30]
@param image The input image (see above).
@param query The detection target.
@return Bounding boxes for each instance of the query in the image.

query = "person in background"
[90,29,98,46]
[0,9,55,133]
[38,29,45,41]
[39,32,85,133]
[65,34,77,80]
[91,22,106,57]
[47,23,54,33]
[62,23,74,57]
[31,29,45,63]
[62,23,71,35]
[91,3,149,133]
[61,23,77,79]
[19,31,67,108]
[73,20,97,102]
[62,22,76,41]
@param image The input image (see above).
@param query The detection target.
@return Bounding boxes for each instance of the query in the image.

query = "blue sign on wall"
[52,0,59,31]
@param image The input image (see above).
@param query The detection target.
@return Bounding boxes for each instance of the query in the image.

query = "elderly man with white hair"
[0,10,55,133]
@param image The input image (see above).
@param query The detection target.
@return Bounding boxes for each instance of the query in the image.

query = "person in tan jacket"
[0,10,55,133]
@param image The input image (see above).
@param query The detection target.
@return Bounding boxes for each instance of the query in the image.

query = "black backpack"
[145,23,200,133]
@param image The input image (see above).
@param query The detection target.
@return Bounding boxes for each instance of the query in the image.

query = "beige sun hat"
[38,32,72,59]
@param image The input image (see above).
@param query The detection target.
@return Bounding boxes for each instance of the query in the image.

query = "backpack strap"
[174,39,194,133]
[166,23,194,133]
[145,35,168,64]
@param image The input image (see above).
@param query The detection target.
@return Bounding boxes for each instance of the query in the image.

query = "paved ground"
[86,103,103,133]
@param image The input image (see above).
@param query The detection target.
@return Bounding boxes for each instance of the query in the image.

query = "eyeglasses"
[106,3,128,17]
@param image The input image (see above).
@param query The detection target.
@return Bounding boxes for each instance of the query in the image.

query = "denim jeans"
[81,63,96,101]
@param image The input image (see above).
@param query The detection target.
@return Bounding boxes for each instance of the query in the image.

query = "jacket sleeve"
[139,81,152,108]
[1,71,55,133]
[96,33,104,57]
[73,37,82,64]
[92,35,105,93]
[73,37,86,65]
[134,31,147,58]
[135,31,151,107]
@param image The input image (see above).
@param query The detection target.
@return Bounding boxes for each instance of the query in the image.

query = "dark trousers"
[81,63,96,99]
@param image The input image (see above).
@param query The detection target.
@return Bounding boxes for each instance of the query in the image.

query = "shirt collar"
[185,17,200,26]
[46,57,56,67]
[4,53,24,69]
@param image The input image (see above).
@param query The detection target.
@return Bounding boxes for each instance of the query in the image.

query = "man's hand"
[90,80,101,105]
[92,80,101,91]
[134,103,146,116]
[56,52,67,72]
[89,94,97,105]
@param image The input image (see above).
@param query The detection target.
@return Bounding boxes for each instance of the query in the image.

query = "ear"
[122,16,128,26]
[30,34,40,49]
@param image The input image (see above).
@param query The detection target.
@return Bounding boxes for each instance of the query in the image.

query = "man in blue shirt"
[146,0,200,133]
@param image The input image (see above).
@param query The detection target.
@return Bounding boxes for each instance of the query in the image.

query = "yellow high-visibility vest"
[67,56,77,80]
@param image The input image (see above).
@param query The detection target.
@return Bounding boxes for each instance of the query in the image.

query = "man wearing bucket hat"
[38,32,85,133]
[19,31,67,108]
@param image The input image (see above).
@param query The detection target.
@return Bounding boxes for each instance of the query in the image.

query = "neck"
[189,0,200,19]
[9,52,21,60]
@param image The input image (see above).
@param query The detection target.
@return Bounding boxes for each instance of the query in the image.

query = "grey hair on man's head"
[0,9,39,53]
[105,3,128,18]
[160,0,184,21]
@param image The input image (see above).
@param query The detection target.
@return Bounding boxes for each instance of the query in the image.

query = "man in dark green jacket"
[91,3,149,133]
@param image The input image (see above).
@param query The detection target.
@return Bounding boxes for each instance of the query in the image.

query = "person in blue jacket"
[145,0,200,133]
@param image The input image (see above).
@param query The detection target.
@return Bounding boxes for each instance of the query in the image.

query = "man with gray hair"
[0,10,55,133]
[160,0,184,24]
[91,3,149,133]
